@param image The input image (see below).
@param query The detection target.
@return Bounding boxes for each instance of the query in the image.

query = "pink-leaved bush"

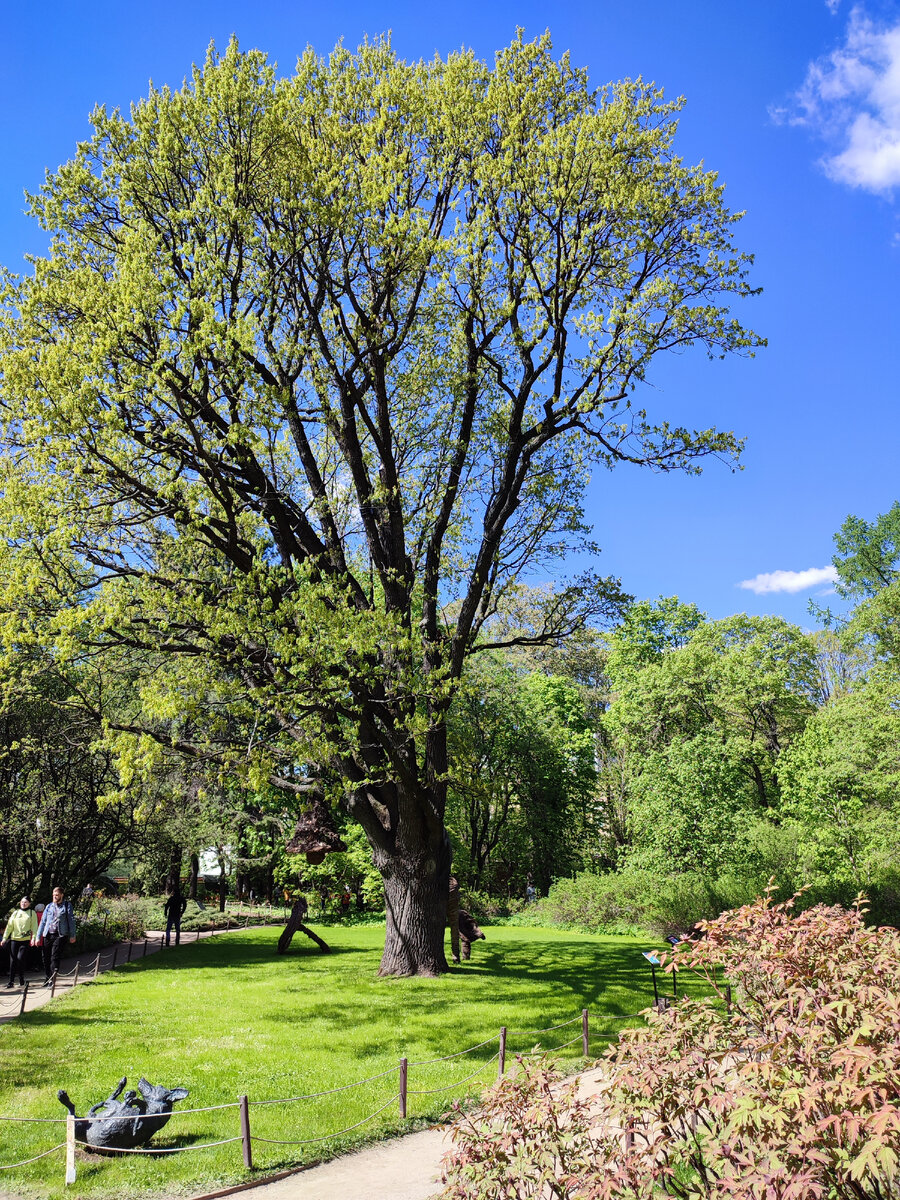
[441,891,900,1200]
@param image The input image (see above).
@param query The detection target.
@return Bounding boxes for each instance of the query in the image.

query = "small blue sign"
[642,952,661,966]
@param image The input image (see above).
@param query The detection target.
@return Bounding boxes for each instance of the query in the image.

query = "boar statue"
[57,1076,189,1151]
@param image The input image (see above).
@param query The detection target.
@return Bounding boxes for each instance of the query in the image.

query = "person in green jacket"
[3,896,39,988]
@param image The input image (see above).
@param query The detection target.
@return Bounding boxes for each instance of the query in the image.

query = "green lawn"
[0,923,694,1199]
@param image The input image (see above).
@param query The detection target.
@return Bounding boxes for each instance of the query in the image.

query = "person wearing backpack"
[36,886,77,985]
[2,896,38,988]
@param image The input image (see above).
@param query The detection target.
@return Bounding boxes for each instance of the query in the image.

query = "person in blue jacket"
[36,886,77,985]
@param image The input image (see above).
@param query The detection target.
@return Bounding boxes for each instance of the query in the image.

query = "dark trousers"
[165,915,181,946]
[7,940,29,985]
[42,932,66,980]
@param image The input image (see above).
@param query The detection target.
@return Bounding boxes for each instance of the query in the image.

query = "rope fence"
[0,921,261,1020]
[73,1137,243,1155]
[0,1005,647,1185]
[0,1143,68,1171]
[248,1094,403,1147]
[406,1051,501,1096]
[249,1065,400,1106]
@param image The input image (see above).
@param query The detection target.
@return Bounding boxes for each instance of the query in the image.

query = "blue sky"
[2,1,898,627]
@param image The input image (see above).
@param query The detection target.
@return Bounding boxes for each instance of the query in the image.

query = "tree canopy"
[0,34,760,973]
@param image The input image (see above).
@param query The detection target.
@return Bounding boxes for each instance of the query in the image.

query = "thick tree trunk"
[217,848,228,913]
[377,833,451,977]
[187,854,199,900]
[165,845,182,895]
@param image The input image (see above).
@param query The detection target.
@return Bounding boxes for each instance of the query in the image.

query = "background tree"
[832,502,900,600]
[0,656,137,911]
[603,610,818,874]
[0,35,759,973]
[447,656,597,895]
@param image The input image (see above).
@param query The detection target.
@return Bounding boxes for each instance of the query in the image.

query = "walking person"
[36,886,76,986]
[2,896,39,988]
[164,887,187,946]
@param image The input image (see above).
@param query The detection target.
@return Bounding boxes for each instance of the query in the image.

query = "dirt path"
[193,1065,610,1200]
[205,1127,450,1200]
[0,926,260,1022]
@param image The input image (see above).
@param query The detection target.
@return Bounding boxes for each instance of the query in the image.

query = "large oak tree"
[0,35,759,973]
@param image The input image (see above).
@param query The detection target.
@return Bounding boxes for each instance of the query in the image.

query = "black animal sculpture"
[458,908,485,961]
[57,1076,189,1150]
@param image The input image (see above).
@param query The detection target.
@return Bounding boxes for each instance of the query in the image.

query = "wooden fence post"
[498,1027,507,1077]
[65,1112,76,1184]
[93,954,101,980]
[51,971,58,998]
[126,941,133,963]
[18,981,29,1016]
[72,961,80,989]
[110,947,118,970]
[582,1009,589,1057]
[143,938,148,958]
[239,1094,252,1170]
[399,1057,408,1119]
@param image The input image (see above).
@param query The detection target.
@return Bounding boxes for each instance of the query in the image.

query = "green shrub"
[544,871,653,933]
[463,891,527,923]
[75,894,158,948]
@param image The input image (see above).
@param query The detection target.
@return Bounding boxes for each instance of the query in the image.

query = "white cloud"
[784,7,900,192]
[738,566,839,595]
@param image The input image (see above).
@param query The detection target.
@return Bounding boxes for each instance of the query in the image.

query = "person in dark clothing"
[164,888,188,946]
[36,886,77,985]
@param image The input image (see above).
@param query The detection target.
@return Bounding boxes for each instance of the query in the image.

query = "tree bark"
[187,853,199,900]
[217,848,228,913]
[377,831,451,977]
[165,845,182,895]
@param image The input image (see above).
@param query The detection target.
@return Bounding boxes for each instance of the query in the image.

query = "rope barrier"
[0,1115,66,1124]
[546,1033,587,1052]
[516,1033,587,1057]
[407,1035,499,1066]
[0,1002,646,1176]
[407,1052,501,1096]
[0,1144,66,1169]
[74,1137,241,1155]
[508,1015,582,1036]
[249,1095,401,1146]
[54,1100,243,1124]
[250,1066,399,1106]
